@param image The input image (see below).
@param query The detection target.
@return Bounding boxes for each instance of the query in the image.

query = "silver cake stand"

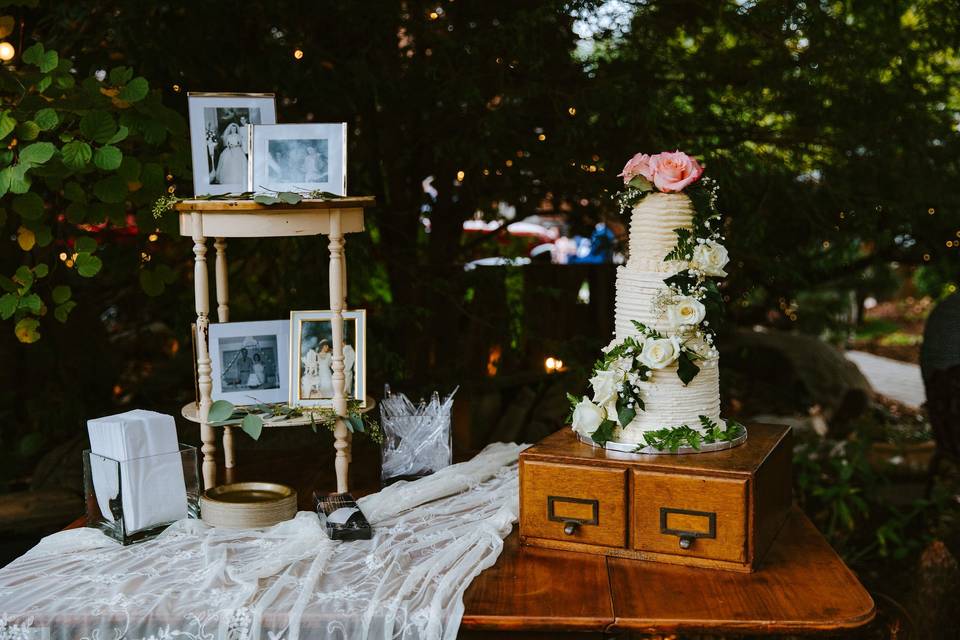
[576,427,748,456]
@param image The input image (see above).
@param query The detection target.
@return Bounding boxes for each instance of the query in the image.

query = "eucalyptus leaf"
[207,399,235,423]
[241,413,264,441]
[253,194,280,205]
[278,191,302,204]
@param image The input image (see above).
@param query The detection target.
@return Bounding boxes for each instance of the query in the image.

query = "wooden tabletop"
[461,508,875,635]
[173,196,376,212]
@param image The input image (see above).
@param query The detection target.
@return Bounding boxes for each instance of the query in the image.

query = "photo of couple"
[299,325,356,400]
[217,335,280,392]
[203,106,263,186]
[267,138,329,184]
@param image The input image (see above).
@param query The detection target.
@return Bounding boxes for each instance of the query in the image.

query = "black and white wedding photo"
[203,106,261,186]
[208,319,289,404]
[290,309,366,407]
[187,93,276,195]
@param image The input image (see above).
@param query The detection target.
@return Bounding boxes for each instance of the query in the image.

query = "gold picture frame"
[289,309,366,408]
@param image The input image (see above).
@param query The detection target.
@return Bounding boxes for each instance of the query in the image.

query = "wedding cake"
[569,151,745,452]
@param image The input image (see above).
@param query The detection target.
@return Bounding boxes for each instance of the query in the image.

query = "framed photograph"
[249,123,347,196]
[209,320,290,405]
[187,92,277,196]
[290,309,366,408]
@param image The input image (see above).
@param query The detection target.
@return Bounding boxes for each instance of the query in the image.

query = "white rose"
[589,368,621,405]
[639,336,682,370]
[691,241,729,277]
[571,397,606,437]
[666,296,706,327]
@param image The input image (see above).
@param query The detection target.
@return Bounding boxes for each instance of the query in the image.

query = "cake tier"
[614,266,671,337]
[615,356,722,444]
[627,192,694,271]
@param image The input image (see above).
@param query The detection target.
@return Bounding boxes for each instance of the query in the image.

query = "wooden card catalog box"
[519,423,792,572]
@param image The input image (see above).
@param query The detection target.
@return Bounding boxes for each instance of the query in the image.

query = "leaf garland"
[204,399,382,444]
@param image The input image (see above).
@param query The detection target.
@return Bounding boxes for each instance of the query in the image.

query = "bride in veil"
[216,122,247,185]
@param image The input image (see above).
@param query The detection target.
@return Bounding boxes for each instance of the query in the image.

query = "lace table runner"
[0,442,525,640]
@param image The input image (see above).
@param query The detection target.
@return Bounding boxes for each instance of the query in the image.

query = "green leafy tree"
[0,40,187,343]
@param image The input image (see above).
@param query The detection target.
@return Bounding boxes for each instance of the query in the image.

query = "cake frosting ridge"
[569,150,744,452]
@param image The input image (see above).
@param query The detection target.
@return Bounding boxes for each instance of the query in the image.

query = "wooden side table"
[174,196,375,491]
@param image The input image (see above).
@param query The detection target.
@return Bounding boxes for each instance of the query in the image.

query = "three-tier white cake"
[570,150,743,452]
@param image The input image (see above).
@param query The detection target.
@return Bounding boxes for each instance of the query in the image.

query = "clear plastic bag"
[379,385,457,485]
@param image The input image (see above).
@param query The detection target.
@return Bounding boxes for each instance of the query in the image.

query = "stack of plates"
[200,482,298,529]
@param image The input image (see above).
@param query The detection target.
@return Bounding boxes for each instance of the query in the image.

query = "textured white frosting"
[614,267,672,337]
[615,358,722,443]
[608,190,723,445]
[627,192,694,271]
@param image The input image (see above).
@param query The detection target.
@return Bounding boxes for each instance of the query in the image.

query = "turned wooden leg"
[214,238,230,323]
[192,214,217,490]
[329,211,349,493]
[223,425,236,469]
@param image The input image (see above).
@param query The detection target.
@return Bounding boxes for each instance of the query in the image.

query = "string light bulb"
[0,42,14,62]
[456,170,465,182]
[293,49,304,60]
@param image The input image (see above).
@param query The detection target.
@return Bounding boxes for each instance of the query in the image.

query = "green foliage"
[0,41,187,342]
[641,417,745,452]
[793,436,951,566]
[202,399,382,444]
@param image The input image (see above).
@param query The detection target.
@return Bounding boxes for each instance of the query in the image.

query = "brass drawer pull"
[547,495,599,534]
[660,507,716,550]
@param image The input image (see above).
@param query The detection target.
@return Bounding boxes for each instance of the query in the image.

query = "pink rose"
[618,152,654,185]
[648,151,703,192]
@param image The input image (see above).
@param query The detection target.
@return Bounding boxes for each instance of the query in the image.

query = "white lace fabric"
[0,442,526,640]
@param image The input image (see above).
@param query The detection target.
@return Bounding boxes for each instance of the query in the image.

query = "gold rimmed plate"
[200,482,297,529]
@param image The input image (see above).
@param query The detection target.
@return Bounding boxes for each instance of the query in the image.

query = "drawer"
[520,460,627,548]
[633,470,747,563]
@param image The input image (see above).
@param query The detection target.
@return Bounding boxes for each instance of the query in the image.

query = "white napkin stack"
[87,409,187,534]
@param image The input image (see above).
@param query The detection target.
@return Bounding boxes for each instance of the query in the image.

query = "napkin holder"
[83,444,201,545]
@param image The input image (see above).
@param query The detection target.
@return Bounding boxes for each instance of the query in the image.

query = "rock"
[721,328,872,433]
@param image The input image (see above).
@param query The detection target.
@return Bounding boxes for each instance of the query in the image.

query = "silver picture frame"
[248,123,347,196]
[289,309,366,408]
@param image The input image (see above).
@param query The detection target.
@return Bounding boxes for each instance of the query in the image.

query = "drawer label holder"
[547,496,599,535]
[660,507,717,549]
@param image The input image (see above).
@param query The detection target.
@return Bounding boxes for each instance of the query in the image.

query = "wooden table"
[460,508,875,637]
[68,437,876,637]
